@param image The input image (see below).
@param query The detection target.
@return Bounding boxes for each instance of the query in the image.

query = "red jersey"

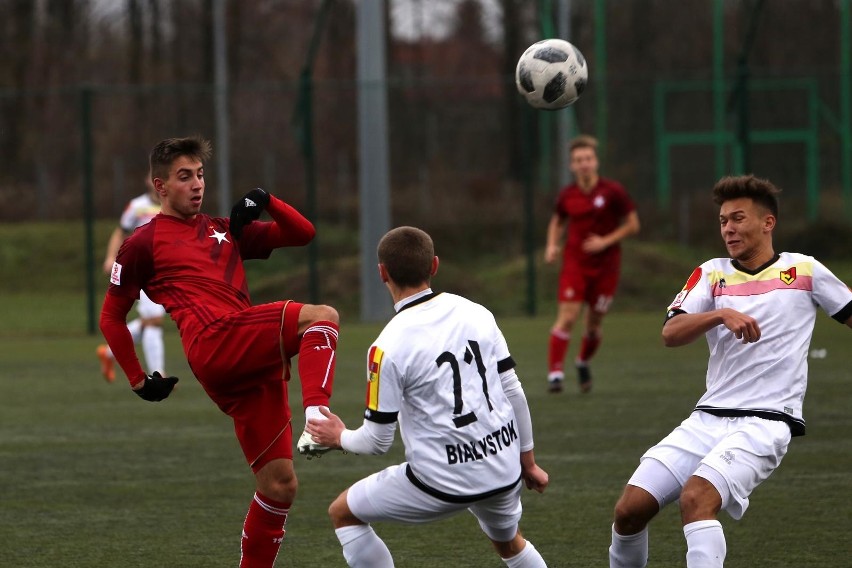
[102,196,315,384]
[108,213,273,344]
[553,177,635,267]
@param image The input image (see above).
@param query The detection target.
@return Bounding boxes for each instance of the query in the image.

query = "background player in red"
[544,135,640,394]
[99,136,340,568]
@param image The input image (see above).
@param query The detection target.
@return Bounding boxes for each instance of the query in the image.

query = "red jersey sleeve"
[99,293,147,386]
[236,195,316,258]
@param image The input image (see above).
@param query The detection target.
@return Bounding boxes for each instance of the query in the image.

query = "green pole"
[807,83,820,220]
[653,81,670,208]
[594,0,607,158]
[538,0,554,193]
[522,102,537,317]
[81,86,96,335]
[713,0,726,179]
[293,0,333,304]
[841,0,851,216]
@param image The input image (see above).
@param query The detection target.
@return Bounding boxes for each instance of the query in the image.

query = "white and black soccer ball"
[515,39,588,110]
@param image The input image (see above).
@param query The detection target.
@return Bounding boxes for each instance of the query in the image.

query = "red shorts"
[557,259,620,313]
[185,301,303,471]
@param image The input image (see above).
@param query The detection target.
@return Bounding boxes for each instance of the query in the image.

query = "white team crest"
[593,195,605,208]
[110,262,122,285]
[209,230,230,244]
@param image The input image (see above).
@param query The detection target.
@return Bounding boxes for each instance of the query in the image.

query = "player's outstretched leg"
[290,304,340,458]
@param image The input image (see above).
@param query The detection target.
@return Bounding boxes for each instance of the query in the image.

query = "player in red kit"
[544,135,640,394]
[99,136,340,568]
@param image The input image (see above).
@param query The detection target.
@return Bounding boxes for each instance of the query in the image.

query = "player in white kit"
[305,226,550,568]
[608,175,852,567]
[96,178,167,382]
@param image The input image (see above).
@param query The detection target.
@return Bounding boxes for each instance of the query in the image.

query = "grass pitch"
[1,300,850,567]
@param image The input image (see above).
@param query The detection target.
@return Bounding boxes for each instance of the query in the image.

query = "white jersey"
[667,252,852,435]
[120,193,160,232]
[364,291,522,500]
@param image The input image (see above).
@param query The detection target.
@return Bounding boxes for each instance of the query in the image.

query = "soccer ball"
[515,39,588,110]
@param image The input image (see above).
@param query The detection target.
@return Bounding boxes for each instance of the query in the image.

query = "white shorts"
[346,463,523,542]
[136,290,166,320]
[629,410,791,519]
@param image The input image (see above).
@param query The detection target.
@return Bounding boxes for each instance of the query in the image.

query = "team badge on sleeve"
[110,262,122,285]
[366,345,384,411]
[669,266,702,310]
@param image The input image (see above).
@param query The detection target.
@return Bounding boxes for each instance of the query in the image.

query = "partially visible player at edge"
[306,226,550,568]
[97,176,166,382]
[608,175,852,567]
[544,134,640,394]
[99,136,341,568]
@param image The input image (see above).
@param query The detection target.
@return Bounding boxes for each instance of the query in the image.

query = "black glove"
[229,188,270,239]
[134,371,179,402]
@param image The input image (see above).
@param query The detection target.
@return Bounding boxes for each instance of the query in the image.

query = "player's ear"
[153,178,167,197]
[431,256,439,277]
[763,213,776,233]
[377,263,389,283]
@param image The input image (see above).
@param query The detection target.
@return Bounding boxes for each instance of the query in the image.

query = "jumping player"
[608,175,852,567]
[306,226,550,568]
[97,177,166,382]
[544,135,640,393]
[99,136,340,568]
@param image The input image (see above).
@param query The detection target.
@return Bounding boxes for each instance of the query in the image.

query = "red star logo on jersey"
[780,267,796,285]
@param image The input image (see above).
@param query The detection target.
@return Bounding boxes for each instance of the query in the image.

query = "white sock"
[503,540,547,567]
[609,524,648,568]
[335,524,393,568]
[305,405,328,424]
[683,520,726,568]
[142,325,164,374]
[127,319,143,344]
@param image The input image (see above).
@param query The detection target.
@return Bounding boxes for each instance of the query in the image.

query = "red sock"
[240,492,289,568]
[548,328,570,376]
[298,321,339,408]
[578,333,601,363]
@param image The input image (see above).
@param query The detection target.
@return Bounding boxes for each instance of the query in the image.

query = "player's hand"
[134,371,179,402]
[522,463,549,493]
[544,244,560,264]
[720,308,761,344]
[229,188,270,239]
[581,233,608,254]
[305,406,346,449]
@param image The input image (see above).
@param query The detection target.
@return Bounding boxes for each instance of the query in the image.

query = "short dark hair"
[569,134,598,155]
[377,226,434,288]
[149,136,212,181]
[712,174,780,218]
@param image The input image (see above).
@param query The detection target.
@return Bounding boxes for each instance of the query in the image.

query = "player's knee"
[490,532,525,558]
[309,304,339,325]
[613,498,649,535]
[328,493,358,529]
[258,472,298,504]
[679,483,720,520]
